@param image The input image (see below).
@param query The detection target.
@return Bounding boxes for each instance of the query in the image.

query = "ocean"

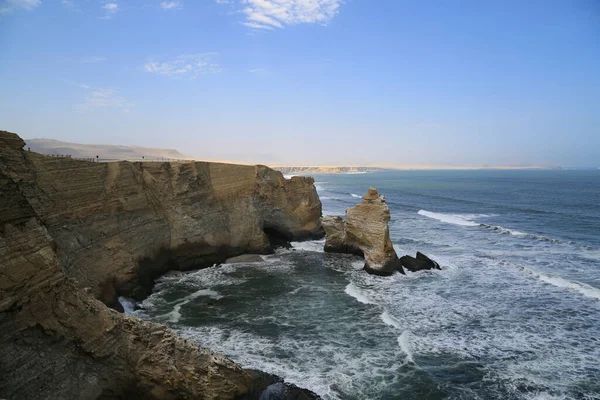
[127,170,600,399]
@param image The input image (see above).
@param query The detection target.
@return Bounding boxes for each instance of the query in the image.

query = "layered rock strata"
[0,130,323,399]
[323,188,402,275]
[1,130,323,307]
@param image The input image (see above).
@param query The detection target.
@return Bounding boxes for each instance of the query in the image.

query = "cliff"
[3,131,323,307]
[322,188,402,276]
[0,130,323,399]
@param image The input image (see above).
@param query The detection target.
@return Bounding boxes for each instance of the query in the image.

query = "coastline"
[0,130,324,399]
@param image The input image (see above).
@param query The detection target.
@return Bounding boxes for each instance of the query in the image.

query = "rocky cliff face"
[1,130,323,307]
[0,130,323,399]
[323,188,402,276]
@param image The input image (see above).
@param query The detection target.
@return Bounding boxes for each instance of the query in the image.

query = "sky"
[1,0,599,167]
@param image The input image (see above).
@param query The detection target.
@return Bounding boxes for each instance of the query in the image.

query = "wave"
[523,268,600,301]
[350,193,362,198]
[380,310,402,329]
[162,289,221,323]
[118,297,137,315]
[397,331,415,364]
[290,239,325,253]
[418,210,567,245]
[418,210,482,227]
[344,283,375,304]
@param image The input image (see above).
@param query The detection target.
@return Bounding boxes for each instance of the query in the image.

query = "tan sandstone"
[323,188,402,276]
[0,130,323,399]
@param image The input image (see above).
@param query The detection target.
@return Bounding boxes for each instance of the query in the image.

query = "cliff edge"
[1,130,323,307]
[0,130,323,399]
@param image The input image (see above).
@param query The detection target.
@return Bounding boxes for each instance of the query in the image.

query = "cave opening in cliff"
[263,226,294,250]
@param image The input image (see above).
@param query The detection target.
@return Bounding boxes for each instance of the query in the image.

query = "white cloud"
[75,87,133,113]
[249,68,267,73]
[160,1,181,10]
[217,0,342,30]
[61,0,74,8]
[101,2,118,18]
[144,54,221,78]
[0,0,40,14]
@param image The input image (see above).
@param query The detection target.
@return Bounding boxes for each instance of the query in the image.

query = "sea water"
[129,170,600,399]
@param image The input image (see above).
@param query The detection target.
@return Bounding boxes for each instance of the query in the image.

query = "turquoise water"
[131,170,600,399]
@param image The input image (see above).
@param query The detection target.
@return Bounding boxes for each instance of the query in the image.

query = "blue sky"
[1,0,599,167]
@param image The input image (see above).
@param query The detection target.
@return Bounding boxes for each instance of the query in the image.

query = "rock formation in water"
[0,130,323,399]
[323,188,403,276]
[400,252,441,272]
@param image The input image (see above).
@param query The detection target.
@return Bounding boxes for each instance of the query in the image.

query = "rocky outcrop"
[0,130,322,399]
[323,188,402,276]
[1,130,323,308]
[400,252,441,272]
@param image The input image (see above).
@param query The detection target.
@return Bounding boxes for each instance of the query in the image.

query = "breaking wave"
[344,283,375,304]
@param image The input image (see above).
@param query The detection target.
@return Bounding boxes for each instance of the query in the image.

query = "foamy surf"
[161,289,221,323]
[524,268,600,301]
[397,331,416,364]
[344,283,375,304]
[290,239,325,253]
[350,193,362,198]
[380,310,402,329]
[418,210,565,243]
[118,296,137,315]
[418,210,481,227]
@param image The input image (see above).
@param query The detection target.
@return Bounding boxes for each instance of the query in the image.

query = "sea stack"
[323,188,402,276]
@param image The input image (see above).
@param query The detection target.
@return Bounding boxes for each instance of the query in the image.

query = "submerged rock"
[400,252,441,272]
[323,188,403,276]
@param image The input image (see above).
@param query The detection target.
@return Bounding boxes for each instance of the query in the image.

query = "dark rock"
[416,251,441,270]
[400,252,441,272]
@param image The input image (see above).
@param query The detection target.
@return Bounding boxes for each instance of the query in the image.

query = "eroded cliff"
[2,130,323,307]
[0,130,323,399]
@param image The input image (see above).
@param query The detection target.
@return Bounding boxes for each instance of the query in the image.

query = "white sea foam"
[118,296,137,315]
[350,193,362,198]
[159,289,221,323]
[344,283,375,304]
[418,210,481,227]
[523,268,600,300]
[290,239,325,253]
[283,174,296,179]
[380,310,402,329]
[397,331,415,364]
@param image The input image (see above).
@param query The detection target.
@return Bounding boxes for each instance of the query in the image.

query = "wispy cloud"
[217,0,343,30]
[75,87,133,113]
[249,68,267,73]
[68,82,133,113]
[144,53,221,78]
[61,0,75,9]
[0,0,40,14]
[160,1,182,10]
[101,2,118,18]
